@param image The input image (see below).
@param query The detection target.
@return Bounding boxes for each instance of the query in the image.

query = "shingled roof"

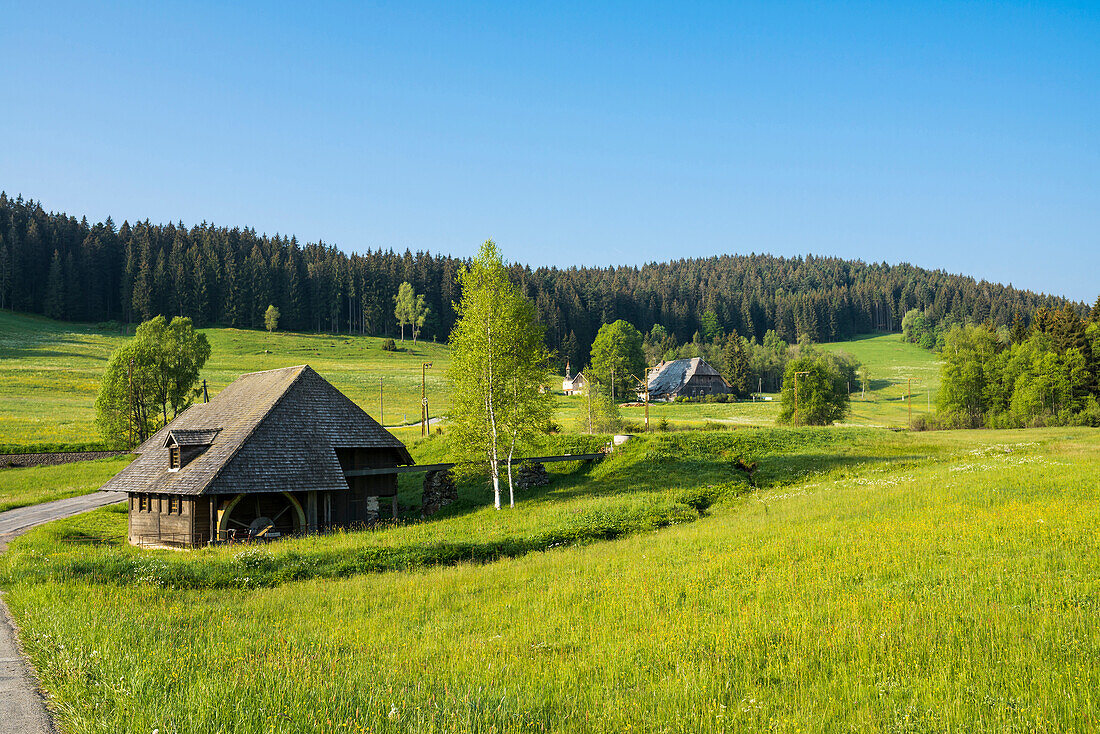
[101,365,412,496]
[646,357,727,398]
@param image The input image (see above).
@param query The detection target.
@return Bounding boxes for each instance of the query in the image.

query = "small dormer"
[163,428,220,471]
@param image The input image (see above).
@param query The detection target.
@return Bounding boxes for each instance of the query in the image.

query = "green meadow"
[0,310,450,452]
[2,427,1098,732]
[554,333,941,430]
[0,311,938,453]
[0,456,133,512]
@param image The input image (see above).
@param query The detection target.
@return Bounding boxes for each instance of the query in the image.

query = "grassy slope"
[0,310,450,452]
[2,427,1098,732]
[820,332,942,427]
[553,333,941,430]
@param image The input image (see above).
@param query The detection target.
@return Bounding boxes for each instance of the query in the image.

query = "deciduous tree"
[589,320,645,399]
[95,316,211,447]
[394,281,428,342]
[448,241,552,509]
[264,304,280,333]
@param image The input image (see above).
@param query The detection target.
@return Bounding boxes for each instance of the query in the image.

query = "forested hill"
[0,192,1081,366]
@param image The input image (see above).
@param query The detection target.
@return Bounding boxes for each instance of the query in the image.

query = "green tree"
[394,281,428,342]
[95,316,211,447]
[937,324,999,428]
[590,381,622,433]
[700,309,722,342]
[589,320,645,399]
[448,241,552,509]
[721,331,751,397]
[777,356,851,426]
[264,304,280,333]
[44,249,65,320]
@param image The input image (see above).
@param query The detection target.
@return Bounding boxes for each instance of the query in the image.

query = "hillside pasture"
[2,427,1097,732]
[0,310,450,452]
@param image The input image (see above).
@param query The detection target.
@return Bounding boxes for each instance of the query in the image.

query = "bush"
[381,338,398,352]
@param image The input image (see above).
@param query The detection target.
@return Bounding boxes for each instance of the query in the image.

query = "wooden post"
[209,497,216,544]
[908,377,912,429]
[421,362,433,436]
[306,491,318,533]
[203,379,209,403]
[379,376,384,427]
[392,495,398,519]
[793,371,810,425]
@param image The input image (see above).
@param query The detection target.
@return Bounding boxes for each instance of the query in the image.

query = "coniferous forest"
[0,193,1083,366]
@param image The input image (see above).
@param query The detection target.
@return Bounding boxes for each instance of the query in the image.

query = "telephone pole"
[907,377,912,430]
[421,362,433,436]
[379,376,384,427]
[793,370,810,425]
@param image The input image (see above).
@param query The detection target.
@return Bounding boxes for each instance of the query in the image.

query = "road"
[0,490,124,734]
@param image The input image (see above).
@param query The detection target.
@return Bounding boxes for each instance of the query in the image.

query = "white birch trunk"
[486,314,501,510]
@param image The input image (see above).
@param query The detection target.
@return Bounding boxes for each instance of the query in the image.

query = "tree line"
[938,305,1100,428]
[1,193,1084,364]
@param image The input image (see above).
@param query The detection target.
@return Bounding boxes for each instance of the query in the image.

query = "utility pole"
[421,362,433,436]
[611,364,616,402]
[793,371,810,426]
[202,379,209,403]
[908,377,912,430]
[379,376,384,427]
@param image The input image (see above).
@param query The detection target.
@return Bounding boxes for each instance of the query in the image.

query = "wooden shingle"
[101,365,412,496]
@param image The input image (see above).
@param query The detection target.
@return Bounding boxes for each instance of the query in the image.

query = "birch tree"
[394,281,428,342]
[447,241,552,509]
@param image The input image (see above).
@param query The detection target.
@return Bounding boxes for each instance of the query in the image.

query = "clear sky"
[3,1,1098,301]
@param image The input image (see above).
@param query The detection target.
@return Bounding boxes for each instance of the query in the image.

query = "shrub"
[381,338,398,352]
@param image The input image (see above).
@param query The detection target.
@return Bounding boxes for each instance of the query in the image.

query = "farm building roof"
[646,357,726,398]
[101,365,412,496]
[164,428,220,447]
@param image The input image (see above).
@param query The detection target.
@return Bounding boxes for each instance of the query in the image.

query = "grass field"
[2,427,1098,732]
[0,310,450,452]
[1,312,941,452]
[0,456,133,512]
[553,333,941,431]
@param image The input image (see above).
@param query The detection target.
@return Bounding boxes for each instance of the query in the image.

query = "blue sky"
[3,1,1098,301]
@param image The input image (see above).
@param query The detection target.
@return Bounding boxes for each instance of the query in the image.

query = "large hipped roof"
[101,365,412,496]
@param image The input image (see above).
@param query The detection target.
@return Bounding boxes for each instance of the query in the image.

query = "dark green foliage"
[380,338,398,351]
[94,316,211,446]
[777,357,852,426]
[721,331,751,396]
[938,313,1100,428]
[589,320,645,399]
[0,193,1083,364]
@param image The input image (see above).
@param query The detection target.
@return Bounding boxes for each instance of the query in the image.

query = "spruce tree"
[44,249,65,319]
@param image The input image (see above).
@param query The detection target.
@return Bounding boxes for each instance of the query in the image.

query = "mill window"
[168,496,181,514]
[138,495,149,512]
[169,447,181,471]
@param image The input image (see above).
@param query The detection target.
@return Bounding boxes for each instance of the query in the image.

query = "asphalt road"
[0,491,125,734]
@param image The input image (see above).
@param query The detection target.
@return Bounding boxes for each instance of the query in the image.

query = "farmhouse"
[562,361,588,395]
[645,357,731,400]
[101,365,413,547]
